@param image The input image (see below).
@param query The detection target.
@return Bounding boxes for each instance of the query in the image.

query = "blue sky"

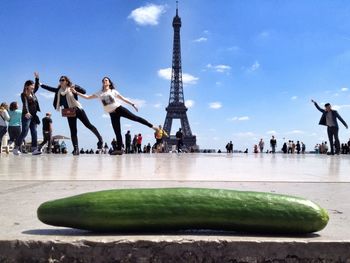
[1,0,350,151]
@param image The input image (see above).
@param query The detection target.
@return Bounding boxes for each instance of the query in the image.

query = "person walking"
[176,128,184,153]
[311,100,348,155]
[38,112,53,153]
[8,102,22,148]
[125,130,131,154]
[258,138,264,153]
[73,76,157,155]
[270,135,277,153]
[0,102,10,153]
[39,73,103,155]
[13,73,42,155]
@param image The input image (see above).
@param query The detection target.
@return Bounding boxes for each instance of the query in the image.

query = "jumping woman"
[73,77,158,155]
[39,73,103,155]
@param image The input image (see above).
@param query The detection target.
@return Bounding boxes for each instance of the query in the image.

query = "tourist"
[253,144,259,153]
[73,76,157,155]
[38,112,53,153]
[39,73,103,155]
[103,142,109,154]
[258,138,264,153]
[137,133,142,153]
[312,100,348,155]
[132,135,137,153]
[13,74,42,155]
[0,102,10,152]
[125,130,131,154]
[270,135,277,153]
[296,141,301,154]
[155,125,168,152]
[8,101,22,148]
[301,142,306,154]
[176,128,184,153]
[282,142,287,154]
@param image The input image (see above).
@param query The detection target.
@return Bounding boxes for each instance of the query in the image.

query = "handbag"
[61,108,76,117]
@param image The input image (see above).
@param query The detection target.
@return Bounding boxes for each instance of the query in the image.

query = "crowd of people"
[1,75,349,157]
[0,72,187,155]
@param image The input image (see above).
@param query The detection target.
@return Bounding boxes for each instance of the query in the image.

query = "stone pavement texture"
[0,153,349,262]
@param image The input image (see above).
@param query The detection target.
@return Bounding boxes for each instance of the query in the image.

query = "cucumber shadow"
[22,229,320,238]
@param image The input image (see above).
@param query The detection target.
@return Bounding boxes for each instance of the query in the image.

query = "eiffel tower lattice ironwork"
[163,5,196,149]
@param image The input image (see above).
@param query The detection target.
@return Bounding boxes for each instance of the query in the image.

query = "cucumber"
[37,188,329,234]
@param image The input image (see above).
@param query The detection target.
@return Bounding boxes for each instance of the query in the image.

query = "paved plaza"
[0,153,349,261]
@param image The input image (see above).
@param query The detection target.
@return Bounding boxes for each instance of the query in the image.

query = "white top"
[0,109,10,126]
[95,89,121,113]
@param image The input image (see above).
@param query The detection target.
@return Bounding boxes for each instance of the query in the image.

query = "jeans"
[67,108,102,149]
[8,126,21,144]
[110,106,153,150]
[39,131,52,152]
[327,126,340,154]
[16,115,37,149]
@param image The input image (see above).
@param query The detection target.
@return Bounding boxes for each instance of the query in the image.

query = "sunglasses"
[59,79,66,82]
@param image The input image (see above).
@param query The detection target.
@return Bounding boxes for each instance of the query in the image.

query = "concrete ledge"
[1,240,350,262]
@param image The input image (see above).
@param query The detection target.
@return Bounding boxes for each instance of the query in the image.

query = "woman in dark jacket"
[39,73,103,155]
[13,72,42,155]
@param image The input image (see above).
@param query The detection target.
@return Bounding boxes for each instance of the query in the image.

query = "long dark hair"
[58,76,73,88]
[23,80,34,96]
[101,77,116,91]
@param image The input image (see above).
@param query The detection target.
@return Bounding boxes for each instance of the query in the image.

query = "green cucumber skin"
[37,188,329,234]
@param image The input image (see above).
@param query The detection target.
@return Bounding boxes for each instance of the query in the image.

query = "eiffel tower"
[163,3,197,150]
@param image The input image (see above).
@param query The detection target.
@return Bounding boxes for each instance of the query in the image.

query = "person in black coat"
[311,100,348,155]
[38,73,103,155]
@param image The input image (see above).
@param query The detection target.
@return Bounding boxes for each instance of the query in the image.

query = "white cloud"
[158,68,198,85]
[287,130,305,134]
[209,102,222,109]
[247,61,260,72]
[229,116,250,121]
[291,96,298,100]
[153,103,162,108]
[266,130,277,135]
[333,104,350,110]
[128,4,166,26]
[233,132,255,137]
[341,87,348,92]
[158,68,172,79]
[129,98,146,108]
[185,100,195,108]
[155,93,163,97]
[123,123,133,128]
[207,64,231,73]
[193,37,207,43]
[39,92,55,99]
[102,114,109,119]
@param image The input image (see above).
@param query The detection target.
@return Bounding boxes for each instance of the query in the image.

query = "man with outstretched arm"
[311,100,348,155]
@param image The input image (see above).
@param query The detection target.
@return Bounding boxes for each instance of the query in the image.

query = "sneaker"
[32,149,42,155]
[13,148,21,155]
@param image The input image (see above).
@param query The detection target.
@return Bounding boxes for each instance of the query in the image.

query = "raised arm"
[311,99,325,113]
